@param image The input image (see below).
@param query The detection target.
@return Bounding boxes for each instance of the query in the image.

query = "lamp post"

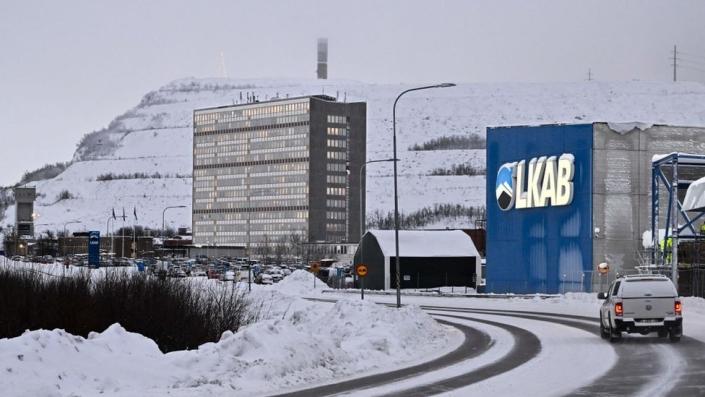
[392,83,455,308]
[162,205,187,237]
[359,159,398,240]
[359,159,397,276]
[63,220,81,237]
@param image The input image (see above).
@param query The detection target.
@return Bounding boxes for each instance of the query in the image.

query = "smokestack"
[317,38,328,79]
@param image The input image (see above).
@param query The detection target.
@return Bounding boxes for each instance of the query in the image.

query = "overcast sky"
[1,0,704,186]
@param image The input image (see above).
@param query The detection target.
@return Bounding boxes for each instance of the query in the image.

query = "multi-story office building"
[192,95,366,249]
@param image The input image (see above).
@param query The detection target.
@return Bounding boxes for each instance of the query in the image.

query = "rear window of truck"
[621,279,676,298]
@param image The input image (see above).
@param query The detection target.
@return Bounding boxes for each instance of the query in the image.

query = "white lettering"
[527,156,546,207]
[555,156,575,206]
[537,156,557,207]
[515,160,528,209]
[496,153,575,211]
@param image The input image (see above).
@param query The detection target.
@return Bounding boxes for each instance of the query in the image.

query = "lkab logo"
[495,154,575,211]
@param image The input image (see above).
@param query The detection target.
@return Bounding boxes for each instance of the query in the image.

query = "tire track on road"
[376,313,541,397]
[268,319,492,397]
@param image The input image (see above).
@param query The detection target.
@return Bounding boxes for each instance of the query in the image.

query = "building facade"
[192,95,366,249]
[486,123,705,294]
[14,187,36,237]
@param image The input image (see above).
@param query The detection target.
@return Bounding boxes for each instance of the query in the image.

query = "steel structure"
[651,153,705,287]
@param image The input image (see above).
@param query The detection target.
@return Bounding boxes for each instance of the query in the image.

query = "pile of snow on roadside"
[0,294,453,396]
[274,269,322,296]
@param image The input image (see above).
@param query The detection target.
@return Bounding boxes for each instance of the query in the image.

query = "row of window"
[195,150,309,167]
[194,162,308,178]
[326,223,346,233]
[327,163,347,172]
[326,175,347,184]
[326,151,348,160]
[327,127,348,136]
[326,211,346,220]
[195,101,310,125]
[195,210,308,222]
[194,120,309,135]
[194,198,307,209]
[194,136,309,156]
[327,199,346,208]
[195,127,308,147]
[193,173,308,190]
[327,187,346,196]
[327,115,348,124]
[327,138,347,149]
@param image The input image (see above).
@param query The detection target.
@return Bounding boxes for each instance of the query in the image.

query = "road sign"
[88,231,101,268]
[355,263,368,277]
[598,262,609,274]
[310,261,321,273]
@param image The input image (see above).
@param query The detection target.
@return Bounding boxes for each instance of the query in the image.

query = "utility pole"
[672,45,678,82]
[587,68,592,81]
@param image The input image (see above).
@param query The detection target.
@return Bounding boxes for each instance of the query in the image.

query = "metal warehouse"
[486,123,705,294]
[353,230,480,290]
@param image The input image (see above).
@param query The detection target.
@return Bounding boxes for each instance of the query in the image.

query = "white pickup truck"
[598,274,682,342]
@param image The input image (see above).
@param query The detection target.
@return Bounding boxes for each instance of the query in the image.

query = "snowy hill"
[3,78,705,236]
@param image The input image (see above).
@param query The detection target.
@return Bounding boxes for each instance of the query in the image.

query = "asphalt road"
[268,301,705,397]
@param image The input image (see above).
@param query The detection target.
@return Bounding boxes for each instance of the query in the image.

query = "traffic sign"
[310,261,321,273]
[355,263,368,278]
[598,262,609,274]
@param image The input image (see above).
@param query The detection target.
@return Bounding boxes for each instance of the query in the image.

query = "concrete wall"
[592,123,705,275]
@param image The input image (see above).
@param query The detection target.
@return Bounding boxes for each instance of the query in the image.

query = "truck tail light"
[615,302,623,317]
[675,301,682,316]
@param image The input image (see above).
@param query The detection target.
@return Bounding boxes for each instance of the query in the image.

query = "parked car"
[221,270,235,282]
[598,274,682,342]
[256,273,273,285]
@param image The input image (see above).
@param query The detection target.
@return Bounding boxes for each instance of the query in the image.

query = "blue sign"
[486,124,593,294]
[88,231,101,268]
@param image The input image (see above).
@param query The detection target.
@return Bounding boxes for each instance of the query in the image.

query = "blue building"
[486,122,705,294]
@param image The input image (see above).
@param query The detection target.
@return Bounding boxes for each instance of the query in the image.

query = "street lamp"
[162,205,187,236]
[63,220,81,237]
[359,159,398,240]
[392,83,456,308]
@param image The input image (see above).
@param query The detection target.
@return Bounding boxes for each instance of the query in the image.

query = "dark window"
[611,281,621,297]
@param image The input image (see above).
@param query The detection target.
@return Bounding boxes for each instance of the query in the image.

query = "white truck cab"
[598,274,682,342]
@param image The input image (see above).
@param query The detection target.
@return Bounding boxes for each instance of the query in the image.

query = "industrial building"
[486,122,705,294]
[14,187,36,237]
[192,95,366,250]
[353,230,481,290]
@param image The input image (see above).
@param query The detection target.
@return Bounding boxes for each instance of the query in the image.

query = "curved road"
[269,301,705,397]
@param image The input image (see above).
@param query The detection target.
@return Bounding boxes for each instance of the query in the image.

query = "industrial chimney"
[317,38,328,79]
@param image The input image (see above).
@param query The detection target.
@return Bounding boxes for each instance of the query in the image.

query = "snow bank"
[0,286,456,396]
[273,269,322,296]
[0,324,177,397]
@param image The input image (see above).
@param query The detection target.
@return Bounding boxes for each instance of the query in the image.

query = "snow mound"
[0,324,175,397]
[275,269,321,296]
[0,296,456,396]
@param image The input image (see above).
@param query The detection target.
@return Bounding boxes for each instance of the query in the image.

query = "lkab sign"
[496,154,575,211]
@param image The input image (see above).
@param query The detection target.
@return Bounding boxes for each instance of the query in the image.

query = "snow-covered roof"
[684,176,705,212]
[367,230,479,258]
[652,152,705,164]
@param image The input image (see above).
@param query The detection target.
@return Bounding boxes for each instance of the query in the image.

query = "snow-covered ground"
[0,267,460,397]
[4,79,705,234]
[2,259,705,396]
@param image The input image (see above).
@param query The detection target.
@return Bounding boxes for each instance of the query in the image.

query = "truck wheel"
[599,313,609,339]
[608,314,621,343]
[669,327,682,343]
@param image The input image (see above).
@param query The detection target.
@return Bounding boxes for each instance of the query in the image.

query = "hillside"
[3,78,705,236]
